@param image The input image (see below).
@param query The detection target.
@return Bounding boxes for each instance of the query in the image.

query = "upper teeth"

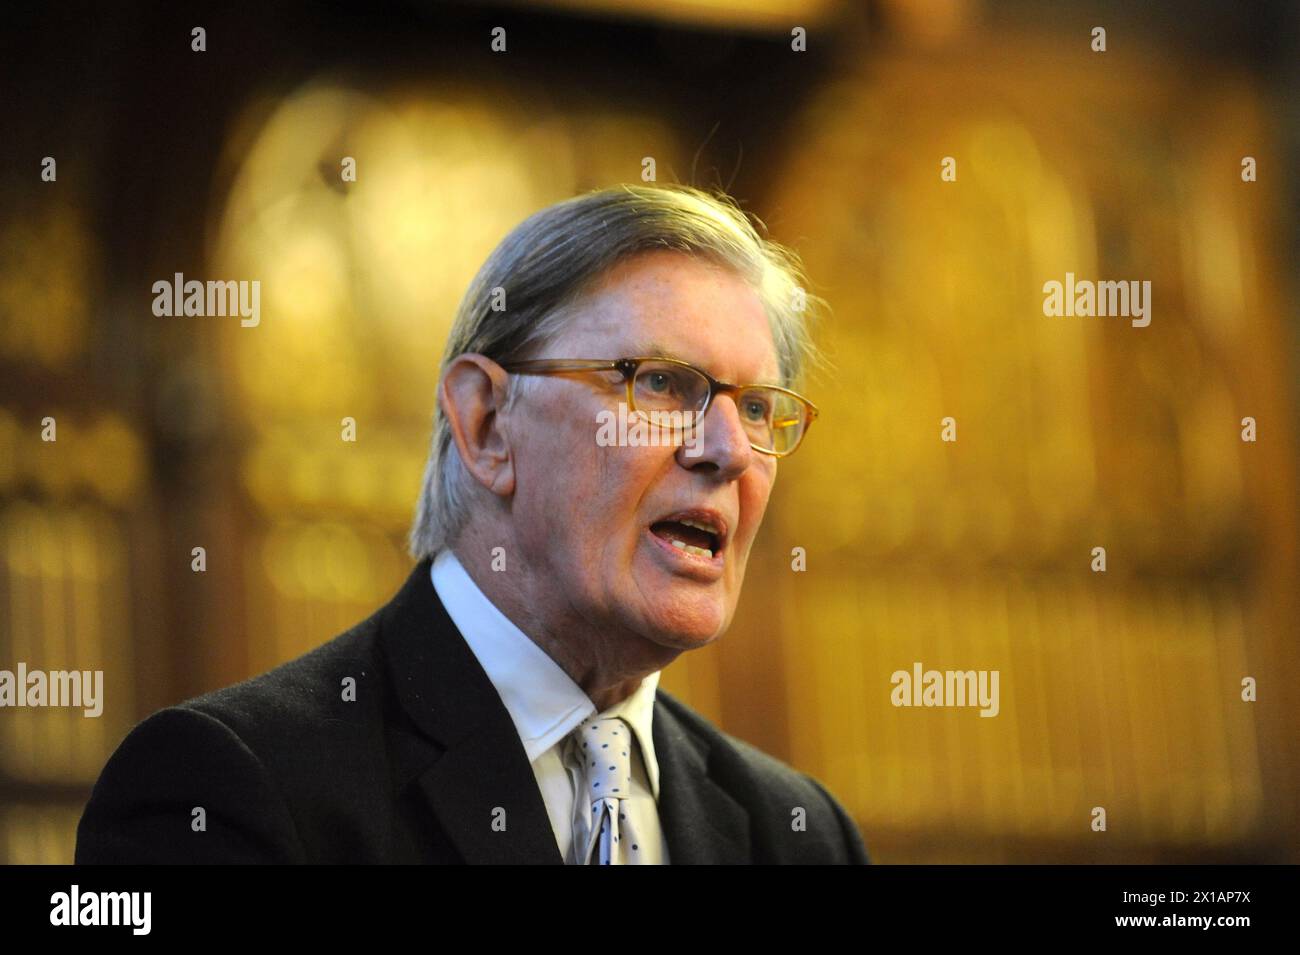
[678,518,718,536]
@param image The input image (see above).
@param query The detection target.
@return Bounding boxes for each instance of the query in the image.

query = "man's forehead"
[558,273,782,384]
[559,313,781,384]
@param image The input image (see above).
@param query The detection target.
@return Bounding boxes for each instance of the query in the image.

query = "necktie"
[570,715,642,865]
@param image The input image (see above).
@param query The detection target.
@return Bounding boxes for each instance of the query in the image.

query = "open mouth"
[649,511,727,560]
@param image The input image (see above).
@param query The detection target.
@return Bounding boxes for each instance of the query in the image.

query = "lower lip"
[645,527,725,582]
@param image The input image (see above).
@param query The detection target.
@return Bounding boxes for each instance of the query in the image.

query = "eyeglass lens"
[630,361,805,454]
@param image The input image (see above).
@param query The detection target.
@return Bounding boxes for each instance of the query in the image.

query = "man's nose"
[677,394,753,477]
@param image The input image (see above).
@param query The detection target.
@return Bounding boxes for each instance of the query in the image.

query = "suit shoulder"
[76,702,307,862]
[177,610,383,738]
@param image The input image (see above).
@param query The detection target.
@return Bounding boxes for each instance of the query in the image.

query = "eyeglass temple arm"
[500,359,621,373]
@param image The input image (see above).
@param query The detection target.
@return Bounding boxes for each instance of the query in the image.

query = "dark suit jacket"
[76,557,870,864]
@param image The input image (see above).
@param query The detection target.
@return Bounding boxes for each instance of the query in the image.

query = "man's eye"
[743,398,770,421]
[647,373,673,393]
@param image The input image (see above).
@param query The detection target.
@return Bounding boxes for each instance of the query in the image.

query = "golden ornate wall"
[721,41,1297,861]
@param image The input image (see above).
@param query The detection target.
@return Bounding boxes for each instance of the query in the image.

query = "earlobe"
[486,460,516,496]
[439,354,517,499]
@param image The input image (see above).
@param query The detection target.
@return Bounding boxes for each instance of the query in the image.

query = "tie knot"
[571,715,634,806]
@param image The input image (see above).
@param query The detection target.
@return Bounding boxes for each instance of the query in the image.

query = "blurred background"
[1,0,1297,863]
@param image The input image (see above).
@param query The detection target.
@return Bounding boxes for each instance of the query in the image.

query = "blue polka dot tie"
[571,716,642,865]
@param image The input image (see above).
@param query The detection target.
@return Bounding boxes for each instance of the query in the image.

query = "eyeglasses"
[498,356,819,457]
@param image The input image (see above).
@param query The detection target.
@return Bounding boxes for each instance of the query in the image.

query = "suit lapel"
[653,695,753,864]
[378,556,751,865]
[379,558,563,864]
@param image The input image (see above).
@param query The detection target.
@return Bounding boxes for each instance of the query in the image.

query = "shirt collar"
[430,549,662,798]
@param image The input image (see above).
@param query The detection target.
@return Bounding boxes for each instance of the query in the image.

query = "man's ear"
[439,354,516,498]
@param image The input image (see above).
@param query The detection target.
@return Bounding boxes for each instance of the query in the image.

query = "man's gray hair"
[407,182,826,560]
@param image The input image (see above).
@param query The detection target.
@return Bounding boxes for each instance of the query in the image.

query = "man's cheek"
[746,493,773,531]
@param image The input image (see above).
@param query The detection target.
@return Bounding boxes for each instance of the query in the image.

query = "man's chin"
[625,553,736,645]
[637,595,730,649]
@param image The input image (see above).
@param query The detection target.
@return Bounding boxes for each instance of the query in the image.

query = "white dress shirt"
[431,549,671,864]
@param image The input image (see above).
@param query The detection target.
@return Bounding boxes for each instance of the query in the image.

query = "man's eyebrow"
[630,341,683,361]
[627,342,781,386]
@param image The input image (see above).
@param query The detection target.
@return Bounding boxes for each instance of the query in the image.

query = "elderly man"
[76,183,869,865]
